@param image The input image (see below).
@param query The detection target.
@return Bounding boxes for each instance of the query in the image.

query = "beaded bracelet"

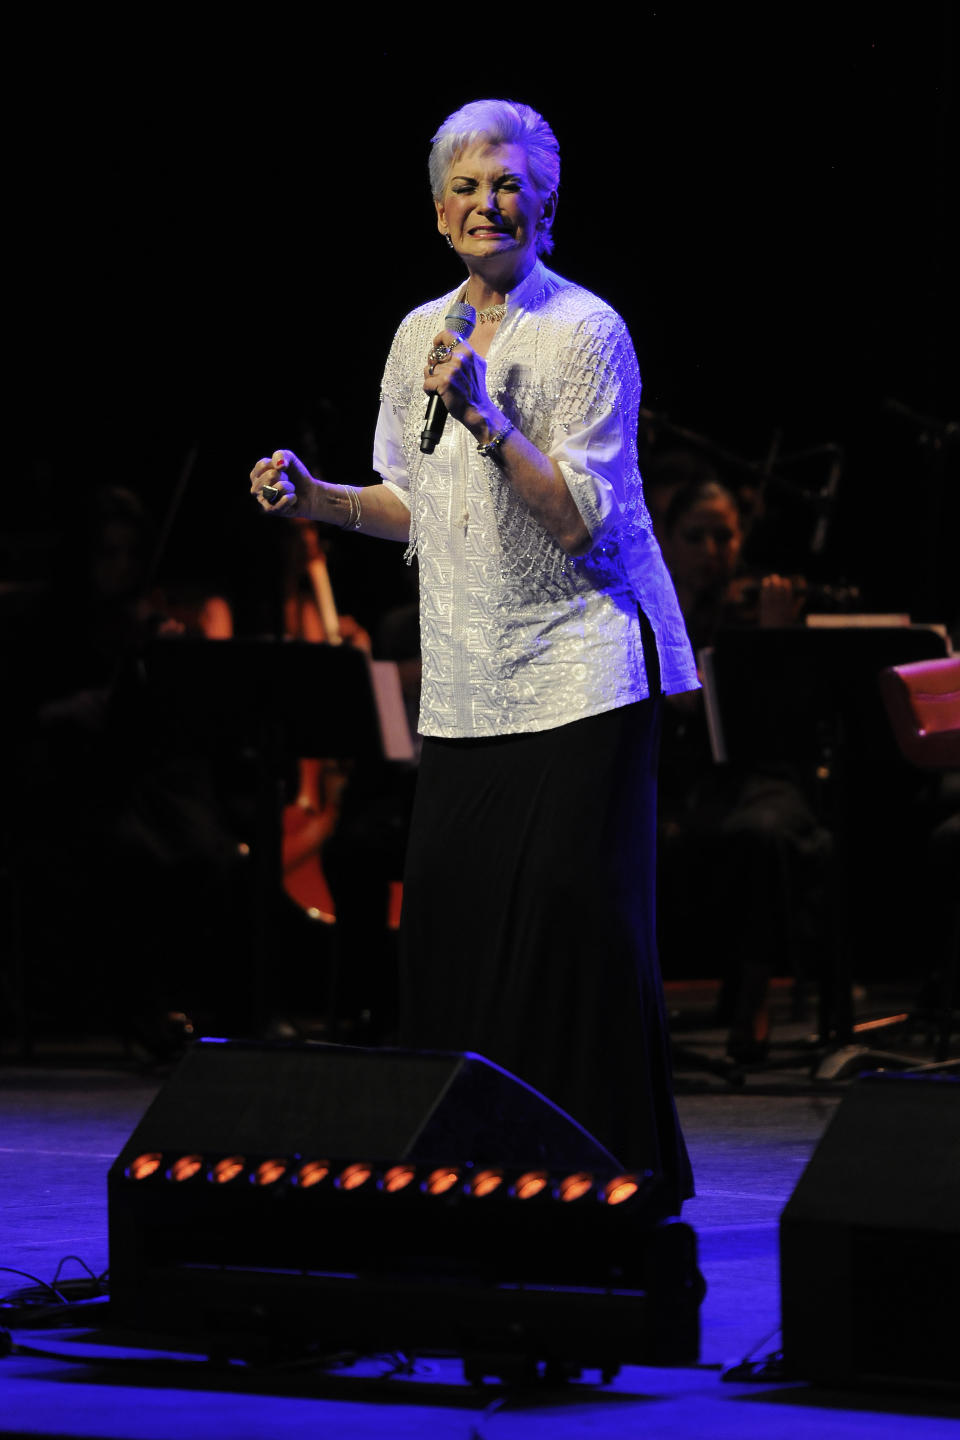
[477,419,515,458]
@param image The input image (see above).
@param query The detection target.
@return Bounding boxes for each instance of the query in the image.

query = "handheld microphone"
[420,301,477,454]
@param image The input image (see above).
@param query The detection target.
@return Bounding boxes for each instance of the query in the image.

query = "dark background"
[10,8,957,632]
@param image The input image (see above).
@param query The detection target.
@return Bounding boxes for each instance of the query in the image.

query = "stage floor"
[1,987,957,1439]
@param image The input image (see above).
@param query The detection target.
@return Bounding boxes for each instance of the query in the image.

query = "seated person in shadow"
[7,485,241,1052]
[652,468,833,1061]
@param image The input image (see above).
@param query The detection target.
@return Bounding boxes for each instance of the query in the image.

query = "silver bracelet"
[340,485,362,530]
[477,418,515,458]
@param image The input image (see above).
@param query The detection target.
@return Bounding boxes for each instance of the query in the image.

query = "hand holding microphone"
[420,301,477,453]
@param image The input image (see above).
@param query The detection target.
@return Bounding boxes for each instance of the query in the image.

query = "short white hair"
[429,99,560,256]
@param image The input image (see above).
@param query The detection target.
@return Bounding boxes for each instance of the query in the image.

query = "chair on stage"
[878,655,960,770]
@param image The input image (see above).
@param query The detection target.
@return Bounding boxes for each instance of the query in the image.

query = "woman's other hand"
[252,455,412,542]
[250,450,318,517]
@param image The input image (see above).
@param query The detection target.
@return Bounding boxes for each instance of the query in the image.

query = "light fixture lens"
[425,1167,460,1196]
[558,1172,594,1202]
[211,1155,245,1184]
[296,1161,330,1189]
[127,1152,162,1181]
[604,1174,640,1205]
[169,1154,203,1183]
[255,1159,288,1187]
[514,1170,549,1200]
[383,1165,416,1193]
[337,1163,372,1191]
[470,1168,504,1197]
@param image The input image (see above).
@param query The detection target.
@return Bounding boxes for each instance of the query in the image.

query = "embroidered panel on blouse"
[373,262,699,738]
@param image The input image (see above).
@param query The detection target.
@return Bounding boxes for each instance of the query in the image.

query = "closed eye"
[450,174,524,194]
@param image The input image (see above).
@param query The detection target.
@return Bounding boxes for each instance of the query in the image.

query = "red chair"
[878,655,960,770]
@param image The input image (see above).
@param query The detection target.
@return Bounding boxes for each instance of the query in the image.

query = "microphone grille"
[446,301,476,337]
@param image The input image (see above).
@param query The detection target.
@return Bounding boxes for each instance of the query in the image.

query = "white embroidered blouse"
[373,260,699,739]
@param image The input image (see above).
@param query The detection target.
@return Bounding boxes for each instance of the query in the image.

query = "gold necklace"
[476,302,507,324]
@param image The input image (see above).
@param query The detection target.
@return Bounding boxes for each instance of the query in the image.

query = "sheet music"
[697,646,727,765]
[368,659,415,762]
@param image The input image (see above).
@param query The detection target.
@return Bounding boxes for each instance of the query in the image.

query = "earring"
[444,234,454,249]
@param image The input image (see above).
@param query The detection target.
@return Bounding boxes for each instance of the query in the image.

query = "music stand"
[141,638,413,1033]
[700,624,949,1063]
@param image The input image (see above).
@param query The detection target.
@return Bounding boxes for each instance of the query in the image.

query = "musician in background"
[8,486,240,1053]
[653,472,832,1061]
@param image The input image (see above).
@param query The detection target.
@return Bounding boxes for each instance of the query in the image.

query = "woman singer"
[250,99,699,1214]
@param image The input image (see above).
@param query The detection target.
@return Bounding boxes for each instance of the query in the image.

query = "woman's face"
[435,141,550,277]
[663,495,743,599]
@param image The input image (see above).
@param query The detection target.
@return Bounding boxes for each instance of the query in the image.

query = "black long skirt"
[398,699,693,1214]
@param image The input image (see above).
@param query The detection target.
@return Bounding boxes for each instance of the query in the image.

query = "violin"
[726,574,862,627]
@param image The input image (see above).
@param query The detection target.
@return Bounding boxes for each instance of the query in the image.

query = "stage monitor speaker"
[108,1040,701,1370]
[781,1073,960,1393]
[111,1036,621,1170]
